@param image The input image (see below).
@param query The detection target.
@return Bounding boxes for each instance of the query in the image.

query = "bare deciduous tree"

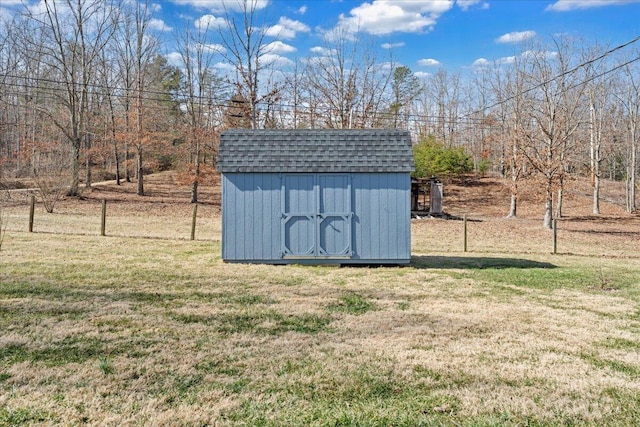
[305,28,392,129]
[175,22,226,202]
[22,0,117,195]
[619,53,640,213]
[520,37,588,228]
[217,0,281,129]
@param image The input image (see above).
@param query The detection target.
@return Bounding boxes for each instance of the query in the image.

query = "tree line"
[0,0,638,227]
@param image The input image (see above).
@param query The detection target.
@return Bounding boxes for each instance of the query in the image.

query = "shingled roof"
[218,129,414,173]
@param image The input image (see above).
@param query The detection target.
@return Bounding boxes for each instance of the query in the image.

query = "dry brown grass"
[1,172,639,425]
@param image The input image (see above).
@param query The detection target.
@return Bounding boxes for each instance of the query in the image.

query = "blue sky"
[152,0,640,75]
[2,0,640,75]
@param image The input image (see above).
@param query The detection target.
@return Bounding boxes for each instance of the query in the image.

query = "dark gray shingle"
[218,129,414,173]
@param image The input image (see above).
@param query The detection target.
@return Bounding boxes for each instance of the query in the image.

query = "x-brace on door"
[281,174,353,259]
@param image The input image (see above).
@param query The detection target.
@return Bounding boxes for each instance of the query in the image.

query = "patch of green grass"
[397,301,410,310]
[218,292,276,306]
[0,343,31,365]
[222,363,463,426]
[0,280,83,300]
[598,337,640,350]
[0,335,144,368]
[98,356,114,375]
[195,358,244,377]
[580,352,640,377]
[173,373,203,397]
[0,304,87,324]
[0,406,52,426]
[413,365,475,389]
[469,264,640,296]
[171,310,332,335]
[601,387,640,421]
[328,292,377,315]
[225,378,251,394]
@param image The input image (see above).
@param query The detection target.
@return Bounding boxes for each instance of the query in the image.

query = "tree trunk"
[114,142,121,186]
[543,176,553,229]
[507,194,517,218]
[136,147,144,196]
[125,141,131,182]
[190,180,199,204]
[86,153,92,188]
[112,124,121,185]
[630,127,637,212]
[589,100,601,215]
[556,185,563,219]
[593,173,600,215]
[85,133,92,189]
[69,137,81,196]
[507,180,517,218]
[190,143,200,203]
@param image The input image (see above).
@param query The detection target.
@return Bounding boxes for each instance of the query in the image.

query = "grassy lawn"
[1,212,640,425]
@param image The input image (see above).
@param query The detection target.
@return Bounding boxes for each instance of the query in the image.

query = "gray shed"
[217,129,414,265]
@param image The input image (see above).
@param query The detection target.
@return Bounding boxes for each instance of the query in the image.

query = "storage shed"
[217,129,414,265]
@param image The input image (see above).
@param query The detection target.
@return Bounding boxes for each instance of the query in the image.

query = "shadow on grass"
[411,256,557,270]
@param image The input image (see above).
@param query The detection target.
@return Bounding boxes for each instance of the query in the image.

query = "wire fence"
[1,195,221,242]
[2,186,639,260]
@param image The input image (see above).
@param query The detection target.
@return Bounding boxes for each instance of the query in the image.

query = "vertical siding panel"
[223,172,410,264]
[222,173,281,261]
[352,173,410,262]
[221,175,229,259]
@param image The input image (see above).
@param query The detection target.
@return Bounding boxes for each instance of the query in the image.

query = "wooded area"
[0,0,639,228]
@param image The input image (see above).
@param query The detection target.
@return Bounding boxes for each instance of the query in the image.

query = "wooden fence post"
[101,200,107,237]
[28,195,35,233]
[190,203,198,241]
[463,214,468,253]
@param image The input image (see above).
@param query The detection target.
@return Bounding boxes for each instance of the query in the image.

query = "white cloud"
[497,56,516,65]
[264,40,297,54]
[546,0,640,11]
[279,17,310,33]
[472,58,490,67]
[417,58,441,67]
[496,30,536,44]
[265,16,310,39]
[203,43,226,54]
[28,0,66,17]
[456,0,489,11]
[310,46,336,56]
[0,6,16,23]
[522,50,558,60]
[297,5,307,14]
[172,0,269,13]
[337,0,455,35]
[379,61,395,70]
[265,25,295,39]
[213,62,235,72]
[381,42,405,49]
[472,51,557,68]
[259,53,294,68]
[414,71,431,79]
[166,52,184,67]
[149,18,172,31]
[195,14,227,30]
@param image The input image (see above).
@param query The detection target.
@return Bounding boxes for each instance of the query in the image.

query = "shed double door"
[282,174,352,258]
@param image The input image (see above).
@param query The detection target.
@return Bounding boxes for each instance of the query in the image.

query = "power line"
[462,34,640,118]
[2,37,640,128]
